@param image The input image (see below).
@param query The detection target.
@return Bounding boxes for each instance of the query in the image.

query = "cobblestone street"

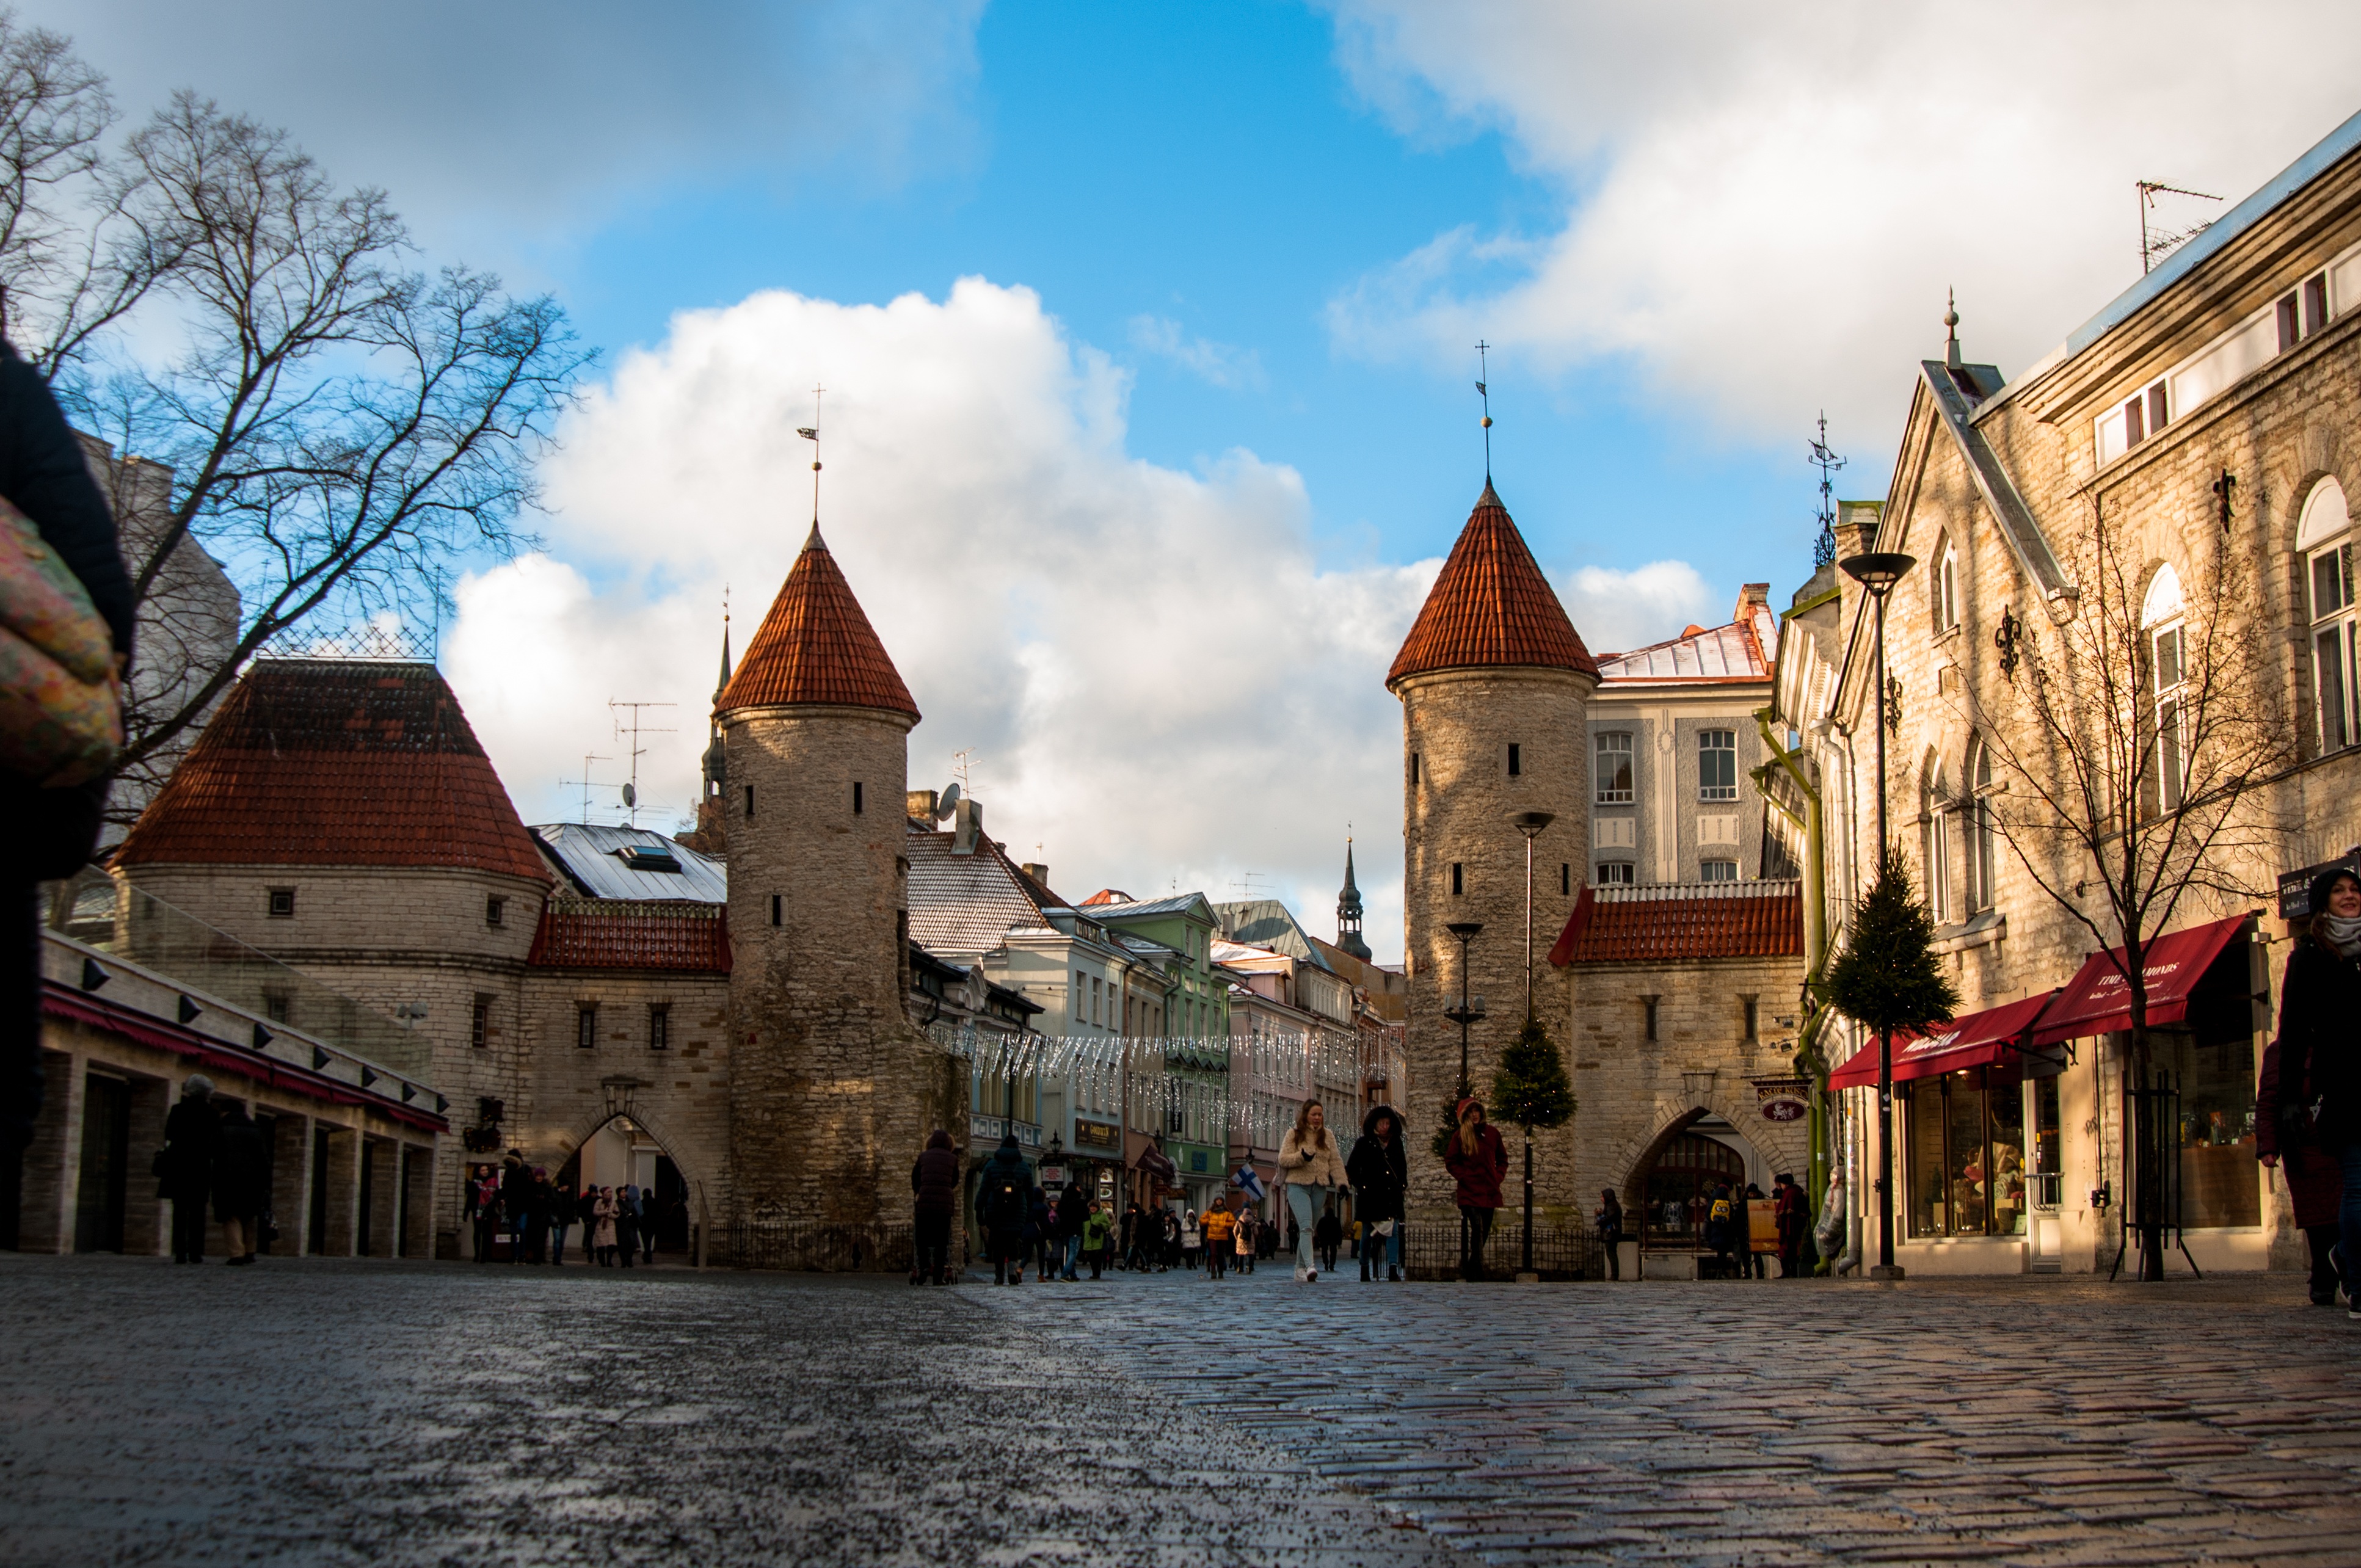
[3,1256,2357,1566]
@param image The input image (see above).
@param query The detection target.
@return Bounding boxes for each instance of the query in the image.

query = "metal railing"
[726,1221,916,1272]
[1400,1222,1602,1281]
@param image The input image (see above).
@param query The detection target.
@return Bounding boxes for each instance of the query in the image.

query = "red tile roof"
[114,660,551,882]
[1387,484,1598,689]
[718,525,919,717]
[527,899,732,972]
[1548,882,1803,965]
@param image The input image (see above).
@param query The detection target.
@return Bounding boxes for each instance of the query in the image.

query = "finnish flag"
[1231,1164,1265,1201]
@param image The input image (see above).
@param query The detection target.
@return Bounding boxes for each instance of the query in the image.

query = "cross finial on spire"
[1474,341,1493,481]
[1944,289,1962,370]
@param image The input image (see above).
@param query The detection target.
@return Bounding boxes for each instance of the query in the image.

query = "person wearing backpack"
[977,1133,1033,1285]
[1704,1183,1739,1279]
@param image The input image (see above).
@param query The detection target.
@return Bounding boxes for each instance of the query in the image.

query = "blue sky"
[34,0,2361,952]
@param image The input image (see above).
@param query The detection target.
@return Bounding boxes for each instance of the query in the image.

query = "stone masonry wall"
[721,704,958,1233]
[1399,666,1591,1221]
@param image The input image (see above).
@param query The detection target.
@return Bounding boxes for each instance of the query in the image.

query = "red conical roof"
[1386,483,1596,689]
[718,526,919,719]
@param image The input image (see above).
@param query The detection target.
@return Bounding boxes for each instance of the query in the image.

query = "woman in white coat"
[1278,1101,1347,1282]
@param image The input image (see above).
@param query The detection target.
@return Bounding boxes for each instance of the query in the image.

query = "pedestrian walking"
[911,1128,960,1285]
[519,1167,551,1265]
[1347,1104,1408,1282]
[2274,863,2361,1313]
[1279,1100,1347,1282]
[0,336,137,1201]
[2260,1037,2345,1304]
[1055,1182,1088,1281]
[1443,1098,1507,1282]
[1234,1210,1256,1275]
[550,1181,575,1266]
[1202,1199,1234,1280]
[1313,1198,1342,1274]
[1595,1188,1624,1280]
[1703,1182,1739,1279]
[1179,1208,1202,1272]
[1083,1200,1113,1279]
[467,1165,501,1263]
[978,1133,1033,1285]
[159,1076,218,1263]
[1742,1182,1769,1277]
[577,1182,602,1265]
[615,1183,640,1269]
[592,1186,619,1266]
[1772,1173,1809,1279]
[209,1097,267,1266]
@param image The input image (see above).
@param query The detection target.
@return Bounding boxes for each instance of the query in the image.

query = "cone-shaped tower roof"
[1385,482,1596,689]
[718,524,919,718]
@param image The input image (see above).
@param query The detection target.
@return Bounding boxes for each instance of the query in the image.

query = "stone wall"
[1397,666,1591,1219]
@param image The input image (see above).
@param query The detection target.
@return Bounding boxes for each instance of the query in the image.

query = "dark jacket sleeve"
[0,343,134,658]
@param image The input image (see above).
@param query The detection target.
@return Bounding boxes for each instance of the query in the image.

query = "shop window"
[2302,479,2357,754]
[1596,732,1634,804]
[1698,730,1737,802]
[1904,1070,2029,1238]
[2159,1030,2258,1229]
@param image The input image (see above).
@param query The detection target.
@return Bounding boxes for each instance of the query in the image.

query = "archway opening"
[555,1114,694,1256]
[1623,1111,1772,1254]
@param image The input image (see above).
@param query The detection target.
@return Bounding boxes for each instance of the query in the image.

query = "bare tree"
[1959,488,2291,1275]
[15,84,593,817]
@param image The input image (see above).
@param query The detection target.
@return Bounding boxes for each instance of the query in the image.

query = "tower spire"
[795,383,825,540]
[715,587,733,703]
[1475,341,1493,482]
[1336,831,1372,961]
[1944,289,1962,369]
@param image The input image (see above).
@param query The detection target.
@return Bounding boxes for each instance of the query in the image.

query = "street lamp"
[1508,811,1555,1020]
[1840,549,1914,1283]
[1441,921,1486,1099]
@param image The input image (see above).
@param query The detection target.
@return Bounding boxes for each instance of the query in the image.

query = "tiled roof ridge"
[1386,483,1598,688]
[1549,880,1803,966]
[1594,879,1800,902]
[527,899,732,972]
[717,525,919,717]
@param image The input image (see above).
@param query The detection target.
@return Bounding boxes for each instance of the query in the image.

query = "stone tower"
[1387,483,1596,1224]
[717,524,954,1238]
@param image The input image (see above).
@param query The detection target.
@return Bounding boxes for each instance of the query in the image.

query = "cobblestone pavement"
[3,1255,2358,1567]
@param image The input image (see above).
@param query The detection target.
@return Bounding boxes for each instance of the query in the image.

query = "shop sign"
[1074,1118,1121,1150]
[2278,849,2361,918]
[1753,1076,1808,1123]
[1039,1164,1068,1192]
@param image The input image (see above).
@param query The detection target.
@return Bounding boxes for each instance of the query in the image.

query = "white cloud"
[446,278,1430,955]
[1323,1,2361,459]
[1127,315,1266,390]
[1559,561,1715,659]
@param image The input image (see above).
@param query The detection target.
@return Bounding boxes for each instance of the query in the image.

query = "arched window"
[2301,477,2355,754]
[1934,535,1960,633]
[1963,738,1996,915]
[2142,564,2187,811]
[1923,755,1954,924]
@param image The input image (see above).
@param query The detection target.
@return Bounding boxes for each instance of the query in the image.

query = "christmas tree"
[1491,1014,1576,1133]
[1822,847,1959,1039]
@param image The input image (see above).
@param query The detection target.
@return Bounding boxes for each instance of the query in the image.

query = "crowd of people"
[154,1075,270,1265]
[461,1150,674,1267]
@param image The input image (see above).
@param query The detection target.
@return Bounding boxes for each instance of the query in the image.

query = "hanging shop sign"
[1039,1164,1069,1193]
[1752,1076,1809,1123]
[2279,849,2361,918]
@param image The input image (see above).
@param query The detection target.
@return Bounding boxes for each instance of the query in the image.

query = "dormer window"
[617,844,682,873]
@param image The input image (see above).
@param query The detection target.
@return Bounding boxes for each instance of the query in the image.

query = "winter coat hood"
[926,1128,955,1151]
[1361,1103,1404,1139]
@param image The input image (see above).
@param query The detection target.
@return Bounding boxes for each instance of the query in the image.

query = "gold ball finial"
[812,461,822,471]
[1481,415,1493,429]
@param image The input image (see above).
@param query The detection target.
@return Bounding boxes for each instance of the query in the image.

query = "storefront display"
[1904,1068,2028,1238]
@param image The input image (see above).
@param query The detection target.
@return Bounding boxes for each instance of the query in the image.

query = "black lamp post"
[1509,811,1554,1279]
[1841,549,1915,1282]
[1441,921,1486,1099]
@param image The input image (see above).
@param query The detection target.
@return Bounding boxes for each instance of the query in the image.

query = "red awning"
[1827,992,2061,1090]
[2029,915,2248,1047]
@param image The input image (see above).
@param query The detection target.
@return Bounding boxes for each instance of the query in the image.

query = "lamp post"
[1510,811,1555,1280]
[1441,921,1485,1282]
[1841,549,1915,1283]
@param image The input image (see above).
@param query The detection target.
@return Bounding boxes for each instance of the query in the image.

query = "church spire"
[1336,835,1372,962]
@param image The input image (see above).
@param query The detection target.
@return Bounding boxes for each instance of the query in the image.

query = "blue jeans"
[1061,1234,1081,1278]
[1286,1183,1326,1272]
[2338,1144,2361,1294]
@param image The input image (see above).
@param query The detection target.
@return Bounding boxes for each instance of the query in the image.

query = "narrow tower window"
[649,1004,671,1050]
[1742,996,1759,1042]
[1507,743,1521,777]
[1410,752,1421,786]
[745,784,755,817]
[1450,862,1464,896]
[770,893,782,926]
[853,781,864,814]
[1560,863,1570,896]
[1643,996,1659,1042]
[576,1003,597,1050]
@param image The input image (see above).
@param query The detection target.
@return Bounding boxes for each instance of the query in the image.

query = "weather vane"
[1475,341,1494,481]
[1810,412,1846,570]
[795,383,824,526]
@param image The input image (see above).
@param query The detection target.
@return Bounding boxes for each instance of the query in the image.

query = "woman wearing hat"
[2274,865,2361,1313]
[1443,1097,1507,1282]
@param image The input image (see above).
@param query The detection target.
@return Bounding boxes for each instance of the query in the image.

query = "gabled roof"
[1387,483,1597,689]
[1212,899,1334,972]
[1596,601,1778,685]
[114,659,550,883]
[531,822,727,903]
[1913,361,2072,602]
[905,827,1066,956]
[1548,880,1803,966]
[1079,891,1217,923]
[717,525,919,718]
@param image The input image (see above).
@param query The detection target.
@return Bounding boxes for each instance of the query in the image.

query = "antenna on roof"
[795,384,825,529]
[951,747,977,794]
[1234,871,1265,899]
[1809,413,1846,570]
[1474,340,1493,482]
[2137,181,2222,275]
[608,700,677,827]
[559,753,611,824]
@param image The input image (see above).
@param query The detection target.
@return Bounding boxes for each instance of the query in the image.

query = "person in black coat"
[1053,1183,1088,1281]
[210,1098,268,1265]
[1347,1103,1408,1282]
[910,1128,960,1285]
[159,1075,218,1262]
[1,341,135,1179]
[2276,865,2361,1311]
[975,1134,1033,1285]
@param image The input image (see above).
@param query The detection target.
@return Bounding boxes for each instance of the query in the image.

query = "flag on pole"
[1231,1163,1265,1201]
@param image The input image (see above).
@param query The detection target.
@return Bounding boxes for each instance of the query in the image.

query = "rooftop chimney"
[1020,862,1049,887]
[951,796,986,856]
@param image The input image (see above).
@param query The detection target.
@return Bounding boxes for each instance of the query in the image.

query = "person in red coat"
[2259,1039,2344,1306]
[1442,1097,1508,1282]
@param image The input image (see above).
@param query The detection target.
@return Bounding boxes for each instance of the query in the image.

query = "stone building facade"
[1776,108,2361,1276]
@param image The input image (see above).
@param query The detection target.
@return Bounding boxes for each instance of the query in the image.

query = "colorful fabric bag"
[0,492,120,786]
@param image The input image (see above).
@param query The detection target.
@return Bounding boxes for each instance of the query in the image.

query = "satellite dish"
[936,782,961,821]
[621,782,637,808]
